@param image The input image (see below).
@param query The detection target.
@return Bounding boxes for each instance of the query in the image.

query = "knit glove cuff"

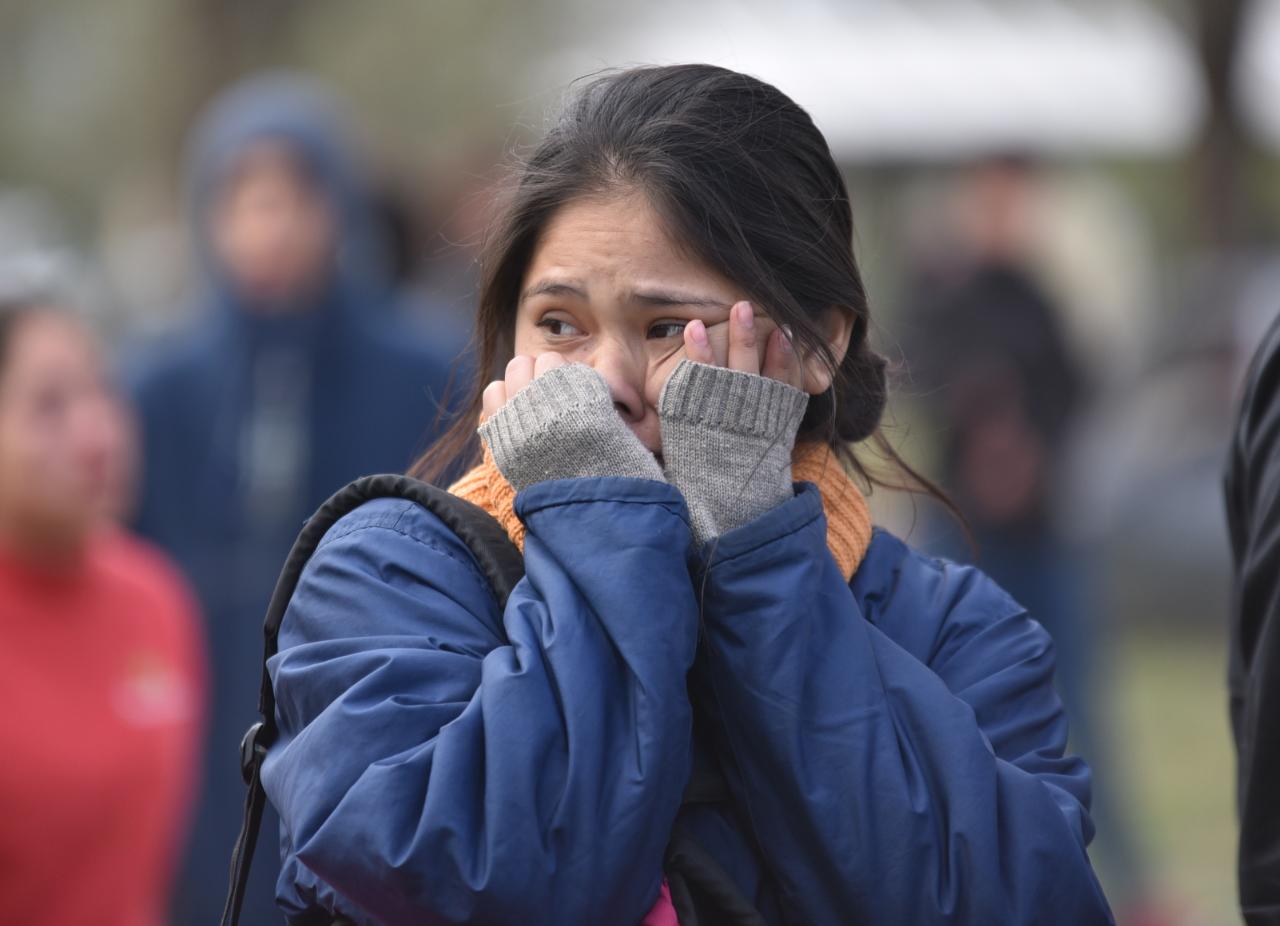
[658,359,809,545]
[478,363,665,491]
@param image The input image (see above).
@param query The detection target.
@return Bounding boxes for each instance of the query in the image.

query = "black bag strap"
[220,475,525,926]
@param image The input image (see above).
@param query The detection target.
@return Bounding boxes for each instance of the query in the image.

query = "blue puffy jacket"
[262,476,1113,925]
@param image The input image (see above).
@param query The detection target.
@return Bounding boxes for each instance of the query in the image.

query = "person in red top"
[0,293,205,925]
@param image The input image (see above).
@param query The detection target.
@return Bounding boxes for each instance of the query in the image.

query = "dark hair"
[412,64,950,510]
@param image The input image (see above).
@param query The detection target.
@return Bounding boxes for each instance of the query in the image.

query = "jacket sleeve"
[694,483,1113,926]
[261,477,700,926]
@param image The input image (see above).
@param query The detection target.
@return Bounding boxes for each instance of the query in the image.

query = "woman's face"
[514,191,791,455]
[0,312,134,556]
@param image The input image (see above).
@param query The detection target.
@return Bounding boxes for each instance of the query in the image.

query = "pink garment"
[639,880,679,926]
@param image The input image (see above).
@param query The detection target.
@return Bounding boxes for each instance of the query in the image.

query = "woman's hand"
[657,301,811,546]
[679,301,803,390]
[477,352,665,491]
[482,351,567,420]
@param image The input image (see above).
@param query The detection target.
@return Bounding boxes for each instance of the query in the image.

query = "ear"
[800,305,855,395]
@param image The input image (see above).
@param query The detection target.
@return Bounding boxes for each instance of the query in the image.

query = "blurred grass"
[1101,627,1236,925]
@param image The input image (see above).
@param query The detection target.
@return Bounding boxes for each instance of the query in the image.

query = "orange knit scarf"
[448,442,873,580]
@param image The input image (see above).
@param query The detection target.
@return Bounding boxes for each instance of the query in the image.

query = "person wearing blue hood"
[127,74,455,923]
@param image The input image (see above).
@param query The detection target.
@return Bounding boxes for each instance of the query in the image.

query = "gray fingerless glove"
[658,359,809,545]
[478,363,665,491]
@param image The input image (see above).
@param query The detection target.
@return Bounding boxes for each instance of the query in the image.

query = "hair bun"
[841,345,887,443]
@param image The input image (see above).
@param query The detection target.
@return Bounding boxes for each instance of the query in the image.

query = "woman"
[0,296,204,924]
[262,65,1113,925]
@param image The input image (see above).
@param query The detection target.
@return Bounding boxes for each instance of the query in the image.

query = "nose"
[587,337,647,423]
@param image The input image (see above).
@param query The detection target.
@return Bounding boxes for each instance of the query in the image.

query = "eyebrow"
[518,279,732,312]
[627,287,731,311]
[519,280,587,303]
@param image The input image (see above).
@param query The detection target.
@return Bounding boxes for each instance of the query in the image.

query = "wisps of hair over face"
[413,64,949,513]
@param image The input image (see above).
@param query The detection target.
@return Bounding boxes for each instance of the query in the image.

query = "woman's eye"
[536,317,582,338]
[648,322,687,340]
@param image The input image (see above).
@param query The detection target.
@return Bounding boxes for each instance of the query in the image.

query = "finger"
[505,354,535,396]
[533,351,566,378]
[702,320,731,367]
[481,380,507,420]
[761,325,801,387]
[727,301,760,374]
[683,319,716,365]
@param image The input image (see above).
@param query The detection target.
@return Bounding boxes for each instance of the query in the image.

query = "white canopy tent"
[535,0,1206,162]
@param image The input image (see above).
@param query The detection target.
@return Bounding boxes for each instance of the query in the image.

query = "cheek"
[24,426,70,486]
[217,214,270,280]
[295,209,335,266]
[510,311,569,358]
[0,419,20,486]
[511,322,538,358]
[644,349,685,408]
[0,419,68,515]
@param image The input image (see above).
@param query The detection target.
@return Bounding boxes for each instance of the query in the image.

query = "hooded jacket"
[261,474,1113,925]
[127,75,454,922]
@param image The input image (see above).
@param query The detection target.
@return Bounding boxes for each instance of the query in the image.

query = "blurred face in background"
[0,310,134,560]
[211,142,337,310]
[955,158,1037,262]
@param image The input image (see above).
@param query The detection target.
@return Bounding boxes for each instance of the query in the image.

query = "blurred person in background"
[1225,310,1280,925]
[901,156,1083,557]
[126,74,455,922]
[0,293,204,925]
[899,156,1165,924]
